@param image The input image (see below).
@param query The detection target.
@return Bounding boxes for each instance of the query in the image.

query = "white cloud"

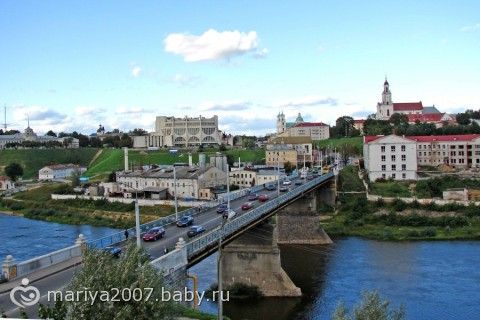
[131,66,142,77]
[164,29,261,62]
[460,23,480,32]
[75,106,105,116]
[200,100,251,111]
[253,48,269,59]
[276,95,338,108]
[116,107,151,114]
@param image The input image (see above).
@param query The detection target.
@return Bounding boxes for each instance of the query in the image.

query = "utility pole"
[218,163,230,320]
[277,153,281,195]
[135,195,141,248]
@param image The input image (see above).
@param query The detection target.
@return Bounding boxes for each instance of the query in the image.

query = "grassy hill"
[0,148,99,179]
[86,148,265,177]
[316,137,363,150]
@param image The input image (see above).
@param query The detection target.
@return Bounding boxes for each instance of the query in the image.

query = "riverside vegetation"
[322,166,480,241]
[0,183,183,228]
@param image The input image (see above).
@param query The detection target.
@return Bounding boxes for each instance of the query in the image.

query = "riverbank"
[0,183,183,228]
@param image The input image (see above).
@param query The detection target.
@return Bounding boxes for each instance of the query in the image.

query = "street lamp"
[173,165,178,221]
[135,194,141,248]
[277,152,280,195]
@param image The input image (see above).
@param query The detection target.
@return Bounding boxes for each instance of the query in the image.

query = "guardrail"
[15,244,82,279]
[186,172,333,258]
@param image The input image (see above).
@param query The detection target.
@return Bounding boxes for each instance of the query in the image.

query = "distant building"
[133,115,222,148]
[266,136,313,166]
[0,126,79,149]
[229,168,279,188]
[209,153,228,172]
[116,165,227,200]
[0,176,15,191]
[354,119,366,134]
[406,113,456,128]
[276,112,329,140]
[363,135,418,181]
[38,164,87,180]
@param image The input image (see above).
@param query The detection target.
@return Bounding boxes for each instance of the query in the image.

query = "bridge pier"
[276,180,334,244]
[221,223,301,297]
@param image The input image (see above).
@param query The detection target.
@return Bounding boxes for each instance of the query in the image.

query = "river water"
[1,214,479,319]
[0,213,118,261]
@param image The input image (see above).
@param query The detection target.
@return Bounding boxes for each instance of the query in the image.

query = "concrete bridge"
[0,171,337,316]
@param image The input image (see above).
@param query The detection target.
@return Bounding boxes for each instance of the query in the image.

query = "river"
[0,213,118,261]
[1,214,479,319]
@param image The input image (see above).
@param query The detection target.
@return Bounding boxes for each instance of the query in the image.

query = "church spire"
[382,77,392,104]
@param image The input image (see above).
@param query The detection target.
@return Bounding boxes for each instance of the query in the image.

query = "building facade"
[0,126,79,149]
[276,112,329,140]
[38,164,87,180]
[266,136,313,166]
[229,169,279,188]
[363,135,418,181]
[133,115,222,148]
[0,176,15,191]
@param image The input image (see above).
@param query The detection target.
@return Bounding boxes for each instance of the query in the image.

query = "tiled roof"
[407,113,447,123]
[365,134,480,144]
[422,106,441,114]
[354,119,366,123]
[393,102,423,111]
[294,122,328,127]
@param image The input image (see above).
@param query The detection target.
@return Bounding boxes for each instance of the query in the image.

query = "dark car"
[295,180,302,185]
[176,215,194,227]
[280,186,289,192]
[187,225,206,238]
[241,202,254,210]
[306,175,314,180]
[142,227,165,241]
[216,203,228,214]
[248,193,259,201]
[266,184,276,191]
[104,246,122,258]
[259,194,269,202]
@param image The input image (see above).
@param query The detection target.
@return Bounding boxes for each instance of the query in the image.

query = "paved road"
[0,177,308,317]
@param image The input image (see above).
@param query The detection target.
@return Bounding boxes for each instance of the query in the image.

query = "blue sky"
[1,0,479,135]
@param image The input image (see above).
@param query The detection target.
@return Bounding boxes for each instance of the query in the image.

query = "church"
[276,112,329,141]
[375,78,455,127]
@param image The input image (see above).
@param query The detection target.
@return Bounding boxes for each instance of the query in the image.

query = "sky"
[1,0,479,136]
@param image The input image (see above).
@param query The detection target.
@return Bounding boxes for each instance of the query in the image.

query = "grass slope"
[316,137,363,150]
[0,148,99,179]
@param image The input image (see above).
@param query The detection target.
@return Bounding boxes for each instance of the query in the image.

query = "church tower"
[277,112,286,134]
[376,77,394,120]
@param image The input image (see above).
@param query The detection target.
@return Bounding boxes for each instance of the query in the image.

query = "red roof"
[393,102,423,111]
[364,134,480,144]
[407,113,446,123]
[0,176,12,181]
[294,122,328,127]
[354,119,365,123]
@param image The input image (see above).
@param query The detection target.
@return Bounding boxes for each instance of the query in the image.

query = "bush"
[392,199,406,211]
[420,227,437,237]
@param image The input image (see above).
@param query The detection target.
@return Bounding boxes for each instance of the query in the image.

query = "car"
[307,175,314,180]
[223,209,237,220]
[241,202,254,210]
[280,186,289,192]
[295,180,302,185]
[187,225,206,238]
[258,194,269,202]
[248,193,259,201]
[216,203,228,214]
[104,246,122,258]
[142,227,165,241]
[266,184,276,191]
[176,215,194,227]
[283,180,292,186]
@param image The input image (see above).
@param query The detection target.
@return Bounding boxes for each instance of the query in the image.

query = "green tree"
[332,291,405,320]
[46,130,57,137]
[107,171,117,182]
[284,161,294,174]
[456,112,471,125]
[4,162,24,181]
[38,244,178,320]
[335,116,356,137]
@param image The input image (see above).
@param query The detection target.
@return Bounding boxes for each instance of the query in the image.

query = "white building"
[363,135,418,181]
[276,112,329,140]
[229,169,279,188]
[38,164,87,180]
[0,176,15,191]
[133,115,222,148]
[0,126,79,149]
[116,165,227,200]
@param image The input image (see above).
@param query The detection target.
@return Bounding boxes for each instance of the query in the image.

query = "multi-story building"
[364,134,480,181]
[363,135,418,181]
[116,165,227,200]
[133,115,221,148]
[276,112,329,140]
[229,169,279,188]
[266,136,313,166]
[0,126,79,149]
[38,164,87,180]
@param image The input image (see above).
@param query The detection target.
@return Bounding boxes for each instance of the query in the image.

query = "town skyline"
[1,1,479,135]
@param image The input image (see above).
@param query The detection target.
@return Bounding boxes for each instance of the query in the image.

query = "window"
[451,151,456,156]
[401,154,406,161]
[402,173,406,179]
[391,146,396,152]
[381,146,386,152]
[391,155,396,161]
[382,174,386,179]
[392,173,396,179]
[402,164,406,171]
[381,165,386,171]
[401,145,406,152]
[459,151,465,156]
[381,155,386,162]
[392,165,396,171]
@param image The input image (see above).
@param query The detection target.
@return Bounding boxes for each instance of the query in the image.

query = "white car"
[283,180,292,185]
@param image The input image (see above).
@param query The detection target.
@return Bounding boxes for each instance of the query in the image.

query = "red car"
[142,227,165,241]
[241,202,254,210]
[259,194,269,202]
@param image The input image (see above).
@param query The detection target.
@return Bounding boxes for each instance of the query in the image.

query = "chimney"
[124,147,129,172]
[188,153,193,167]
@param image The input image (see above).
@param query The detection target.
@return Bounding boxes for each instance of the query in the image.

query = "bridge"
[0,171,337,317]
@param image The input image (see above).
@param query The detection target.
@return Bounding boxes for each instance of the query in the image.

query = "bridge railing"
[15,244,82,279]
[186,172,333,257]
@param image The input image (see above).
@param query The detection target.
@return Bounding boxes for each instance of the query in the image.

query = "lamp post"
[217,163,230,320]
[135,194,141,248]
[277,153,280,195]
[173,165,178,221]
